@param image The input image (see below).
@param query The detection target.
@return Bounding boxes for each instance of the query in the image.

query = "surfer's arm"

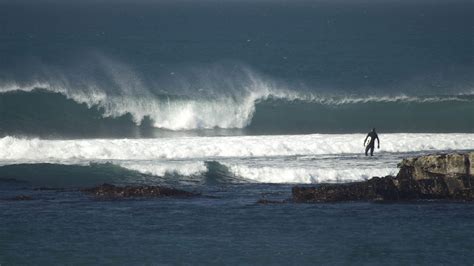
[376,135,380,148]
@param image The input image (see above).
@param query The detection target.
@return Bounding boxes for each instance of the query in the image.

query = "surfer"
[363,128,380,156]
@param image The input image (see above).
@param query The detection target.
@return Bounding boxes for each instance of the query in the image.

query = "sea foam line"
[1,134,473,162]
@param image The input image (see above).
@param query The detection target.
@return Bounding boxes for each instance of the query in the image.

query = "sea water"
[1,0,473,264]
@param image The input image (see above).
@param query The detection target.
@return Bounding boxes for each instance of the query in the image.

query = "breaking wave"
[1,88,473,137]
[0,134,472,184]
[1,56,473,136]
[0,59,296,132]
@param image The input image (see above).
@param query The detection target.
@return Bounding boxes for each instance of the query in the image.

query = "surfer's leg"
[370,145,374,156]
[365,145,370,156]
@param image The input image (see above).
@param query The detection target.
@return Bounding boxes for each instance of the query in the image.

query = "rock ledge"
[292,152,474,203]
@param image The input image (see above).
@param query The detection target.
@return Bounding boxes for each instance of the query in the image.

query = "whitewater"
[1,133,473,184]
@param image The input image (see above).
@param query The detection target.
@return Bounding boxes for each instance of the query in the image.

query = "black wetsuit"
[365,131,379,156]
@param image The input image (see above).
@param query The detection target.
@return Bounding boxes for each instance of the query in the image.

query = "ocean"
[1,0,473,264]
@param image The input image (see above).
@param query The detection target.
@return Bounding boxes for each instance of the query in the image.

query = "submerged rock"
[256,199,287,204]
[81,183,197,199]
[293,152,474,203]
[4,195,33,201]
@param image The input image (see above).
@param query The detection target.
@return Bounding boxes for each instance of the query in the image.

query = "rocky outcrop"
[292,152,474,203]
[81,183,197,199]
[394,152,473,200]
[397,153,471,180]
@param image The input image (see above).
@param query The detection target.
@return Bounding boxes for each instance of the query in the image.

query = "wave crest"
[0,61,305,130]
[1,55,474,134]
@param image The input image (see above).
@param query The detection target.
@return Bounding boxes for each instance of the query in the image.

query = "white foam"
[313,94,470,105]
[112,161,397,184]
[225,164,397,184]
[1,134,473,162]
[1,134,473,183]
[118,160,207,177]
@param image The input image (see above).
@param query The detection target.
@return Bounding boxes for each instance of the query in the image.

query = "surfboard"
[365,136,372,146]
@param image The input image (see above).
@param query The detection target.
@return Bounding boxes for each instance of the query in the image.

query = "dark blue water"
[1,183,474,265]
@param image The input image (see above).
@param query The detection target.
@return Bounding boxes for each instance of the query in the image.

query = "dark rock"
[81,183,197,199]
[256,199,287,204]
[396,153,469,180]
[292,152,474,203]
[395,152,474,200]
[33,187,73,192]
[34,187,62,191]
[5,195,33,201]
[292,176,397,203]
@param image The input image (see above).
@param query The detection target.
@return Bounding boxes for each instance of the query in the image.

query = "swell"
[0,163,145,187]
[1,89,473,137]
[0,161,249,188]
[250,95,474,134]
[0,89,154,138]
